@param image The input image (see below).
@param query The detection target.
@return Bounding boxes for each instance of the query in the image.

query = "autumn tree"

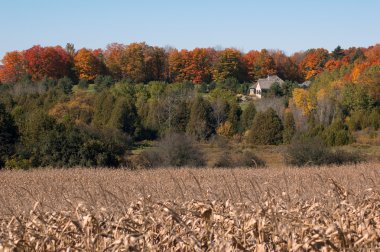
[0,51,26,83]
[185,48,216,84]
[299,48,329,80]
[74,48,105,81]
[24,45,73,81]
[292,88,314,115]
[212,48,244,82]
[270,50,301,81]
[104,43,126,80]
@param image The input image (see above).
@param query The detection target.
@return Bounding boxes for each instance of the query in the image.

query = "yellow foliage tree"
[292,88,314,115]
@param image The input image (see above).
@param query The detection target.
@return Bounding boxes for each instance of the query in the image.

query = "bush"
[322,119,353,146]
[78,79,89,89]
[213,152,234,168]
[134,133,205,168]
[235,150,266,168]
[130,149,163,169]
[212,150,266,168]
[285,137,363,167]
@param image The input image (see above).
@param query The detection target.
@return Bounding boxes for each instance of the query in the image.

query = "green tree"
[240,102,256,132]
[323,119,352,146]
[267,82,283,97]
[283,111,296,144]
[0,103,19,167]
[57,76,73,94]
[227,102,241,134]
[186,96,214,140]
[108,97,138,136]
[332,45,344,60]
[92,91,115,127]
[249,108,283,145]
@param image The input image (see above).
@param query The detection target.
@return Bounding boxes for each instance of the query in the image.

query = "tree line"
[0,43,379,168]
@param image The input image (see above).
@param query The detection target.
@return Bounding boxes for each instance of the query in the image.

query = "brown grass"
[0,163,380,250]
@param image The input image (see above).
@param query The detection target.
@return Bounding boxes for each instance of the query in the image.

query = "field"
[1,164,380,251]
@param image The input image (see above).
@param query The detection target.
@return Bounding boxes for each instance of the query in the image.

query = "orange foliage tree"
[169,48,216,84]
[299,48,329,80]
[168,49,189,82]
[74,48,106,81]
[0,51,26,83]
[243,49,276,81]
[119,42,167,83]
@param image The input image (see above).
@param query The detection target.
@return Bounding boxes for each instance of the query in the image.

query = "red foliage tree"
[24,45,73,81]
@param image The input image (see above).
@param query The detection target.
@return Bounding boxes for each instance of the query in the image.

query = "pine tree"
[0,103,19,167]
[186,96,214,140]
[332,45,344,60]
[108,97,138,135]
[249,108,283,145]
[240,102,256,131]
[283,111,296,144]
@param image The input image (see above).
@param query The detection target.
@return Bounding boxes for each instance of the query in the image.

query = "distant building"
[298,80,311,88]
[249,75,284,99]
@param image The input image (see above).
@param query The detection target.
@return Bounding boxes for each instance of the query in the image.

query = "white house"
[249,75,284,98]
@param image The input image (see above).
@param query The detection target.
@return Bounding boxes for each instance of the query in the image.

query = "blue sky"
[0,0,379,59]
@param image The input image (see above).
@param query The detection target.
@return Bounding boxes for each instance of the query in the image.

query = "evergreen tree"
[240,102,256,132]
[332,45,344,60]
[323,119,352,146]
[0,103,19,167]
[186,96,214,140]
[108,97,138,135]
[283,111,296,144]
[249,108,283,145]
[171,100,190,133]
[92,91,115,126]
[227,102,241,134]
[57,76,73,94]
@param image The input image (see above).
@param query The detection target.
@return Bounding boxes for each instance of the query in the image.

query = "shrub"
[130,149,163,169]
[235,150,266,168]
[212,150,266,168]
[78,79,89,89]
[135,133,205,168]
[322,119,353,146]
[158,133,205,167]
[285,137,363,167]
[213,152,234,168]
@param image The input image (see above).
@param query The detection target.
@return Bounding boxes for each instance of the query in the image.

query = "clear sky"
[1,0,379,59]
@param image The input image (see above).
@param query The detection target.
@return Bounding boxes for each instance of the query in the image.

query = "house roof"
[299,81,311,87]
[250,75,284,90]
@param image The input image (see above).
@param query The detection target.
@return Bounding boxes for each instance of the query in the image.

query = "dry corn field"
[0,164,380,251]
